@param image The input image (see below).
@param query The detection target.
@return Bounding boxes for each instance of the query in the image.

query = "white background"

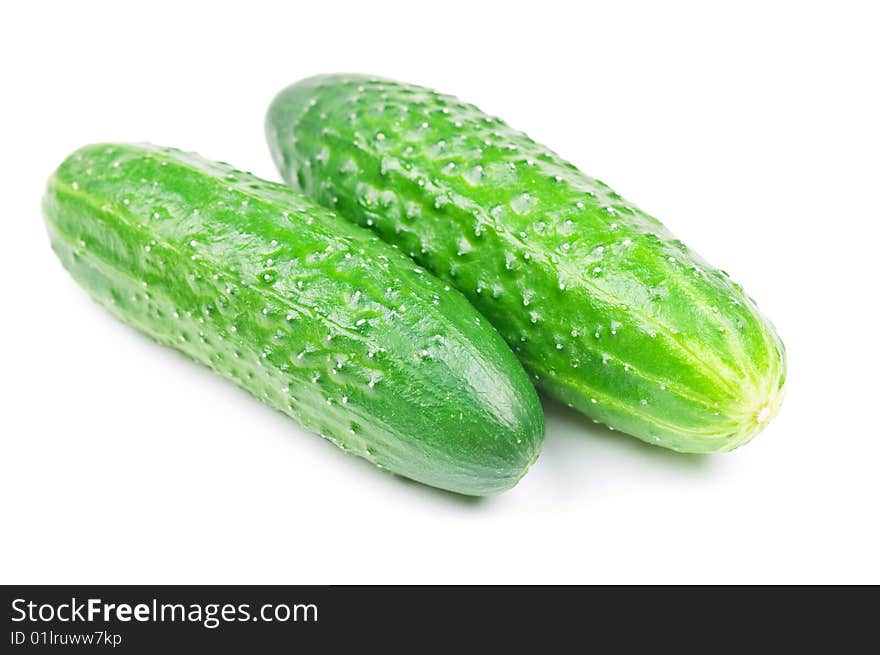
[2,1,877,584]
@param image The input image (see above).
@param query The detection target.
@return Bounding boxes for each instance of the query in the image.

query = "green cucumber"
[267,75,786,453]
[44,143,543,495]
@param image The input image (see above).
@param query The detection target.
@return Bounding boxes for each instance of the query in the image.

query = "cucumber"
[266,75,786,453]
[43,143,544,495]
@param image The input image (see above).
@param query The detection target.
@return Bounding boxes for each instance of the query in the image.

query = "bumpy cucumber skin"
[267,75,786,453]
[43,143,544,495]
